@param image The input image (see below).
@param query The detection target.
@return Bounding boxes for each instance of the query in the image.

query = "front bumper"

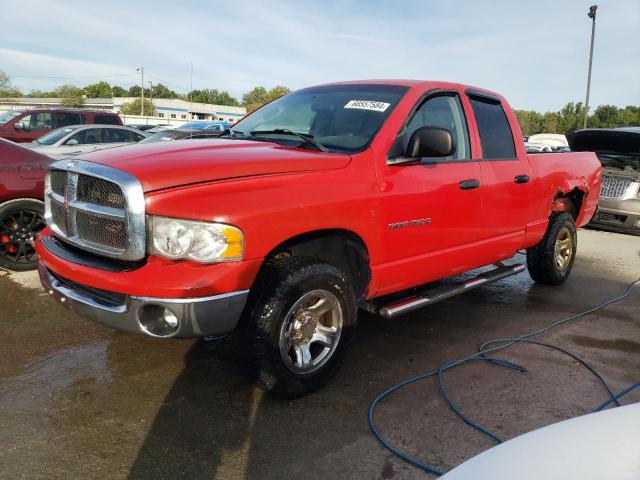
[38,262,249,338]
[589,198,640,236]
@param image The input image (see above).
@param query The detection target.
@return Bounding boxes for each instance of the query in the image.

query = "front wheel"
[241,256,357,397]
[526,212,577,285]
[0,199,45,271]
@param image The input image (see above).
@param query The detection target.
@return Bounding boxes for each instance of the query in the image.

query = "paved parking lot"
[0,229,638,479]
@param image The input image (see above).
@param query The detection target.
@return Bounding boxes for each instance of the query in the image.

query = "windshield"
[230,84,409,153]
[139,130,189,143]
[35,127,77,145]
[0,110,21,126]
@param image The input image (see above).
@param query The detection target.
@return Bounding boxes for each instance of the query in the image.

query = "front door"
[376,92,484,295]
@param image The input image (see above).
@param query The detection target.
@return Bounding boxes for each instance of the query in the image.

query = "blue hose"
[368,277,640,476]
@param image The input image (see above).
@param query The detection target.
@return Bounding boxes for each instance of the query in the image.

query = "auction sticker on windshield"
[344,100,390,112]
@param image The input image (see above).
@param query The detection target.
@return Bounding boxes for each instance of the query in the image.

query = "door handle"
[459,179,481,190]
[514,175,530,184]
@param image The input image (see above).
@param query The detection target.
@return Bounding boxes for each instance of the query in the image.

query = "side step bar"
[378,263,526,319]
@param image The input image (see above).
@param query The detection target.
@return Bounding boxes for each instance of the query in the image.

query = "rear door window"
[55,112,83,128]
[104,128,140,143]
[94,114,119,125]
[469,97,516,160]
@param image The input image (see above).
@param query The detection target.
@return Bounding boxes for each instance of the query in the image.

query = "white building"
[0,97,246,125]
[114,97,246,123]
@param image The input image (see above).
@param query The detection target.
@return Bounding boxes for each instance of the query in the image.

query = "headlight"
[149,216,243,263]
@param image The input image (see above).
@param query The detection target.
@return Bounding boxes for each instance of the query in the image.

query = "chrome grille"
[600,176,633,199]
[76,211,128,250]
[77,176,125,209]
[44,160,146,261]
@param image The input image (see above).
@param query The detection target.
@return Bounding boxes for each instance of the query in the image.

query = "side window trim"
[387,89,472,164]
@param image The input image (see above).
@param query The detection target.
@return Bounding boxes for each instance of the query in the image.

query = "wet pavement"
[0,229,638,479]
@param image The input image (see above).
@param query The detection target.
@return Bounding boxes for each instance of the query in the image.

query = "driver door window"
[402,94,471,161]
[19,112,53,131]
[66,129,102,145]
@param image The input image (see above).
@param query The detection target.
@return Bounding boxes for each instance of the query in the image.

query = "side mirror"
[14,122,25,130]
[65,138,79,146]
[406,127,455,158]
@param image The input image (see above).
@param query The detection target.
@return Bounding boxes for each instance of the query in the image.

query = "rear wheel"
[527,212,577,285]
[241,256,357,397]
[0,199,45,271]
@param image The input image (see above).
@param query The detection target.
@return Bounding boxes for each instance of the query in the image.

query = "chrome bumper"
[38,262,249,338]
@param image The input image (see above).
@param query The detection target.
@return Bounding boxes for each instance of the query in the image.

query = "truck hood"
[568,128,640,172]
[76,139,351,192]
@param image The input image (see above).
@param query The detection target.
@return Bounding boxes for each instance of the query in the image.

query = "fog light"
[139,305,179,337]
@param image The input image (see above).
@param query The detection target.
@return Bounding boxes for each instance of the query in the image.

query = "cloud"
[0,0,638,111]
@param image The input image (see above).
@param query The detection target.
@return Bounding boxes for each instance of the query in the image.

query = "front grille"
[600,176,633,198]
[50,170,67,196]
[45,161,146,261]
[77,176,125,209]
[76,211,128,250]
[50,201,67,235]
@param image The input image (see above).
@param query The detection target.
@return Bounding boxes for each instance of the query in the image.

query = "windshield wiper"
[250,129,328,152]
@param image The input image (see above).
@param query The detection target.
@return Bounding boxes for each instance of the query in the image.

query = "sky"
[0,0,638,112]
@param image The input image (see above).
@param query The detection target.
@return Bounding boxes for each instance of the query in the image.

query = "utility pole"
[137,67,144,116]
[584,5,597,129]
[189,61,194,120]
[148,81,154,122]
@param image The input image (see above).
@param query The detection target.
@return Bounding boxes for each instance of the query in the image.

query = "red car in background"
[0,138,51,270]
[0,108,123,143]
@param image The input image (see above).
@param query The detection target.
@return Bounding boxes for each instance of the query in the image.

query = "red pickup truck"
[35,80,601,397]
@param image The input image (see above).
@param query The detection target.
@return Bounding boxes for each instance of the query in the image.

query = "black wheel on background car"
[241,256,357,398]
[526,212,577,285]
[0,199,46,271]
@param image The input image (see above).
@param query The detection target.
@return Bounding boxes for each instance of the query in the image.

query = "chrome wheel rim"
[554,226,573,271]
[279,289,343,374]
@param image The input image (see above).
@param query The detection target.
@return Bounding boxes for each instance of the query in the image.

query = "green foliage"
[515,103,640,136]
[111,86,127,97]
[0,70,22,97]
[150,83,177,99]
[187,88,240,106]
[83,81,112,98]
[242,85,291,113]
[120,98,155,116]
[128,85,142,97]
[55,84,85,107]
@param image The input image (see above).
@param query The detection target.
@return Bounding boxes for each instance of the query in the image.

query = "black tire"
[240,256,357,398]
[526,212,577,285]
[0,199,45,271]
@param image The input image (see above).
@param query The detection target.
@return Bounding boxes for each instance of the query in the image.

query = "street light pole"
[137,67,144,116]
[584,5,597,129]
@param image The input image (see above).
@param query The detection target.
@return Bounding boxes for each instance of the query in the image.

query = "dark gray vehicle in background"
[569,127,640,235]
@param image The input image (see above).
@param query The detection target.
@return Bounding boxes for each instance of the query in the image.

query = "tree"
[128,85,142,97]
[0,70,22,97]
[242,85,290,113]
[187,88,240,106]
[242,86,267,109]
[111,85,127,97]
[83,81,112,98]
[150,83,177,99]
[120,98,155,116]
[55,84,85,107]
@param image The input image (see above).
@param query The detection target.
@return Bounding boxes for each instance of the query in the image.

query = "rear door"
[466,92,531,251]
